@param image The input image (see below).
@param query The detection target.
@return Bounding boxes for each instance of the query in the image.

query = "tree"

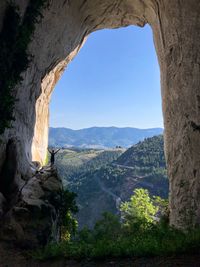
[59,189,78,240]
[120,188,158,230]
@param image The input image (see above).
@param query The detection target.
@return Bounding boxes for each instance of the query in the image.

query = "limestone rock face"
[0,167,62,248]
[0,0,199,230]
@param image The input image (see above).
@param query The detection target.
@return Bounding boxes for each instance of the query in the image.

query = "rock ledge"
[0,166,62,248]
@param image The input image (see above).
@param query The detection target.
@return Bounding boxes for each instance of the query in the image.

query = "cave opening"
[47,25,165,228]
[0,0,198,242]
[0,0,199,249]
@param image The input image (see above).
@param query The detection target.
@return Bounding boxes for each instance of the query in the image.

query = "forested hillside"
[56,135,168,228]
[116,135,165,170]
[56,148,125,187]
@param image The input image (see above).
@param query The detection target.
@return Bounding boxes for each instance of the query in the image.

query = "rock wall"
[151,1,200,228]
[0,0,199,230]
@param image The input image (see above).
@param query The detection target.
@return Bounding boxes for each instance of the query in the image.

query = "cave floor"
[1,255,200,267]
[22,256,200,267]
[0,243,200,267]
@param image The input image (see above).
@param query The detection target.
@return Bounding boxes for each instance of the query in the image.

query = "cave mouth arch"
[46,22,164,230]
[29,0,200,230]
[0,0,199,230]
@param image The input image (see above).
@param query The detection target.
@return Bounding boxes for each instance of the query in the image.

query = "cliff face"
[0,0,199,230]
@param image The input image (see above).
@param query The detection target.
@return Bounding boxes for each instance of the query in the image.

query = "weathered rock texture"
[0,0,199,230]
[0,166,62,247]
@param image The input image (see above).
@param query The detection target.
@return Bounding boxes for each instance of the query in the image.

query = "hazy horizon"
[49,125,164,131]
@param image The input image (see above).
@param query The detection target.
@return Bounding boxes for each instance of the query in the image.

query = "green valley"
[55,135,168,228]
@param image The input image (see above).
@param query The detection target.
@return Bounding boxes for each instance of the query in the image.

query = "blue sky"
[50,25,163,129]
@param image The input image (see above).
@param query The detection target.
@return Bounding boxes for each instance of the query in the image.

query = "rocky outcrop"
[0,166,62,248]
[0,0,199,230]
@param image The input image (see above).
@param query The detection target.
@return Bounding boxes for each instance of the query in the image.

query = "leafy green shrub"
[59,189,78,240]
[120,188,158,230]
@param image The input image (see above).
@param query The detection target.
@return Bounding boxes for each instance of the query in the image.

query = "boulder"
[0,167,62,248]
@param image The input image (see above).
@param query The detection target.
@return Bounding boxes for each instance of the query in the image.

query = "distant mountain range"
[49,126,163,148]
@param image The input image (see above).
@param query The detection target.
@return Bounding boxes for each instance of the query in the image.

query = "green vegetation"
[0,0,48,134]
[55,136,168,228]
[120,188,159,227]
[31,136,199,261]
[116,135,166,175]
[55,148,125,228]
[56,148,124,185]
[59,190,78,240]
[32,188,200,260]
[57,189,78,240]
